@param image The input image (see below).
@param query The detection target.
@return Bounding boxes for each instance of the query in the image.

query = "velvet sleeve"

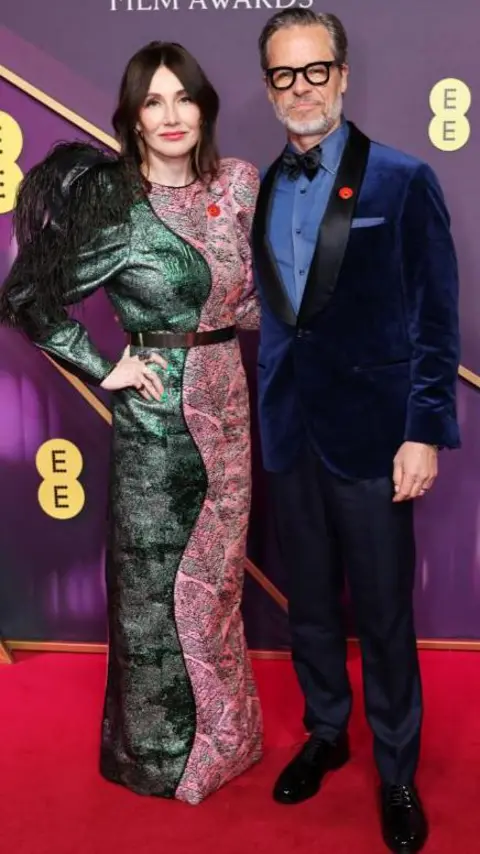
[401,163,460,449]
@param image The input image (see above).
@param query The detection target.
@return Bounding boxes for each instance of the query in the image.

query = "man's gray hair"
[258,10,348,71]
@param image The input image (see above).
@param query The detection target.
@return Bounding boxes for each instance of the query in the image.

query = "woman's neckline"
[148,177,199,189]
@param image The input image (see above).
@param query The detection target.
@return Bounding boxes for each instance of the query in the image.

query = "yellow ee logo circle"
[428,79,471,152]
[36,439,85,520]
[0,111,24,214]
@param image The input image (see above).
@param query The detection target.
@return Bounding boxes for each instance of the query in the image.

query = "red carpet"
[1,649,478,853]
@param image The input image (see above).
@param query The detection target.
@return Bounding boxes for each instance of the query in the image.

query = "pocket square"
[351,216,386,228]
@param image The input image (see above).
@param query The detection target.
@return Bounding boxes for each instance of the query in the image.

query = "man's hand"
[392,442,438,502]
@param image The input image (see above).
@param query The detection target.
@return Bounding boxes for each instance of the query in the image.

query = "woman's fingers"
[140,367,163,401]
[135,377,154,401]
[147,373,164,398]
[137,351,168,370]
[106,352,168,398]
[148,352,168,369]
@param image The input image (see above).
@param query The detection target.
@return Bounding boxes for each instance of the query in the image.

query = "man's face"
[265,24,348,137]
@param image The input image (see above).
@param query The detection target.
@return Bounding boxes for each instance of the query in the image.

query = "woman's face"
[136,65,202,163]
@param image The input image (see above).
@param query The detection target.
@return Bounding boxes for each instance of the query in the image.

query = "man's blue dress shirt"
[267,120,349,314]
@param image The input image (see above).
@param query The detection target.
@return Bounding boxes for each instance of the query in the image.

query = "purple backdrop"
[0,1,478,646]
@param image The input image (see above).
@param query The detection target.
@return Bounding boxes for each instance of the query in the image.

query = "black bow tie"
[281,146,322,181]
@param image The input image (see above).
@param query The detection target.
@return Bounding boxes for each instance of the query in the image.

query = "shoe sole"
[381,835,428,854]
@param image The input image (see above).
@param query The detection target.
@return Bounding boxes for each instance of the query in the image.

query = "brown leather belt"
[130,326,236,349]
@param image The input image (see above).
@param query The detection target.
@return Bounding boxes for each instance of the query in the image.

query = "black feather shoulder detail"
[0,141,142,338]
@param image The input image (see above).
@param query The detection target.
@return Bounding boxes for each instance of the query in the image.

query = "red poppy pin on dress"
[338,186,354,200]
[207,203,221,217]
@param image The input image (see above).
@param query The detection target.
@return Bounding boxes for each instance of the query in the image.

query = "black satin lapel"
[298,123,371,325]
[252,157,297,327]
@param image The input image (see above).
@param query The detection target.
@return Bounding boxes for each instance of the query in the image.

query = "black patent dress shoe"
[380,784,428,852]
[273,732,350,804]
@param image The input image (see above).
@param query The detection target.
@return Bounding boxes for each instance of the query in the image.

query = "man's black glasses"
[266,61,339,91]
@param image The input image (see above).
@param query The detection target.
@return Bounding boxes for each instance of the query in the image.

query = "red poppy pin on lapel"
[338,186,354,200]
[207,203,221,217]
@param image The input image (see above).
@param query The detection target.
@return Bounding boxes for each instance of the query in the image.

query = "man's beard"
[274,92,343,137]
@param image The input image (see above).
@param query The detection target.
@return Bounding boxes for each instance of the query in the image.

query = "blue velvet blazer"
[253,123,460,477]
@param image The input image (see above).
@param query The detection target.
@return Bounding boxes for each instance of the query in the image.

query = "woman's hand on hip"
[100,347,167,401]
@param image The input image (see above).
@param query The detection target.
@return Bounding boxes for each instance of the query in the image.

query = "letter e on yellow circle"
[36,439,85,519]
[428,78,471,151]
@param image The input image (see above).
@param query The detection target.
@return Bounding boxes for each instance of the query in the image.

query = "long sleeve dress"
[2,147,263,804]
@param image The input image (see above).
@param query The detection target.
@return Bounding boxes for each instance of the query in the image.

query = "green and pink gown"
[31,157,263,804]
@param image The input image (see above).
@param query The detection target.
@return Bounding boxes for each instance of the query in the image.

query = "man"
[252,10,460,853]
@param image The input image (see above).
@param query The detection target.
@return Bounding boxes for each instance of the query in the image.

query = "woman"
[0,42,262,804]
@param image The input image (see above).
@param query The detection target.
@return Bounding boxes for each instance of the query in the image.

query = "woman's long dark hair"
[112,41,220,182]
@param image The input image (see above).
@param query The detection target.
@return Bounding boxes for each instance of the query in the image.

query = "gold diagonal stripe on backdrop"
[458,365,480,389]
[42,354,112,423]
[246,558,287,611]
[0,65,119,149]
[0,640,13,663]
[1,64,478,618]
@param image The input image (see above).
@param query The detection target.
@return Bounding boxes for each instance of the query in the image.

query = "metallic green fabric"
[101,346,208,795]
[37,222,129,381]
[37,200,212,381]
